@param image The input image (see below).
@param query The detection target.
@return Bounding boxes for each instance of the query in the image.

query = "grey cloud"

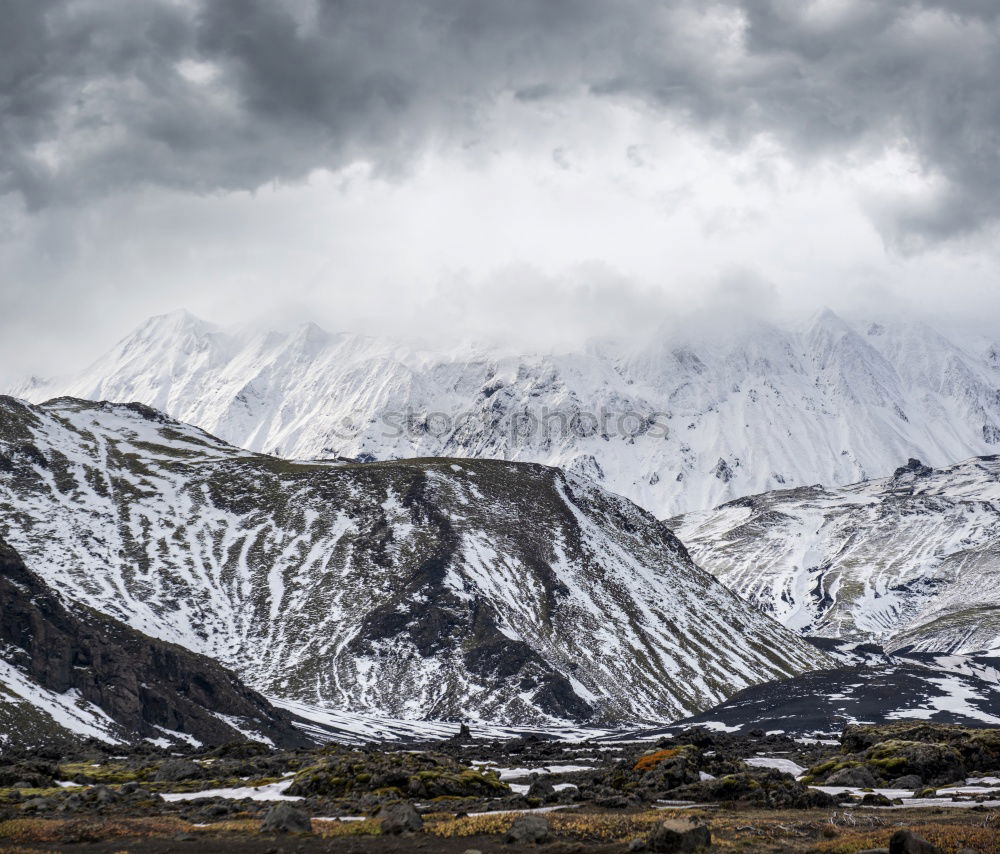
[2,0,1000,244]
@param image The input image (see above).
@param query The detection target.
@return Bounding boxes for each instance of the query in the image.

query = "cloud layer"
[2,1,1000,384]
[3,0,1000,243]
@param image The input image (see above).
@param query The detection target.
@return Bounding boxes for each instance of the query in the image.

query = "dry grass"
[312,818,381,837]
[426,809,703,841]
[815,821,1000,854]
[0,816,191,843]
[192,819,259,834]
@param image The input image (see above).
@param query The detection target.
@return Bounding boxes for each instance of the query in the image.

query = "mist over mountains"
[15,307,1000,518]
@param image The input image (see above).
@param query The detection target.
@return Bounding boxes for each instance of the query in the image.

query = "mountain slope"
[0,535,313,749]
[671,456,1000,654]
[645,643,1000,737]
[0,395,828,727]
[13,309,1000,517]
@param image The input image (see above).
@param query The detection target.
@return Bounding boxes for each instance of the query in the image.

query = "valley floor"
[1,806,998,854]
[3,723,1000,853]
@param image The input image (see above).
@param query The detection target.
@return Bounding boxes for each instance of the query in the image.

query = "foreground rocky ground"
[2,723,999,853]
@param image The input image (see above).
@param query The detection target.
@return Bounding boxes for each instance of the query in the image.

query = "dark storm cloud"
[2,0,1000,243]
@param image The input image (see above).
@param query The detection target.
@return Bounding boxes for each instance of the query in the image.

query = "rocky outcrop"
[286,748,509,798]
[805,722,1000,788]
[0,536,312,748]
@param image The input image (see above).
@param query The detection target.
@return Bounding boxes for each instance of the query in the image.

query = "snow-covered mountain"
[0,396,827,728]
[0,534,313,749]
[671,456,1000,654]
[13,309,1000,518]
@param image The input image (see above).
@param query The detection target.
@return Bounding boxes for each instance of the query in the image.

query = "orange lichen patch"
[633,748,681,773]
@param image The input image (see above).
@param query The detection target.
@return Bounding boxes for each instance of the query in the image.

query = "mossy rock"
[612,744,703,791]
[862,739,965,787]
[667,768,837,809]
[57,762,155,785]
[287,749,509,799]
[842,722,1000,772]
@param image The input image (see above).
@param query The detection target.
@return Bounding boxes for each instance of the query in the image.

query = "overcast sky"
[3,0,1000,383]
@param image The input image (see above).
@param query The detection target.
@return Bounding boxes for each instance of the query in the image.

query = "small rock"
[174,832,197,842]
[827,765,878,788]
[647,821,711,853]
[956,849,981,854]
[855,849,889,854]
[594,794,630,808]
[377,801,424,834]
[891,775,923,790]
[260,802,312,834]
[505,814,550,844]
[628,838,647,852]
[121,781,139,794]
[462,850,484,854]
[93,784,118,804]
[58,794,83,812]
[860,793,893,806]
[527,778,556,801]
[154,759,204,783]
[889,830,943,854]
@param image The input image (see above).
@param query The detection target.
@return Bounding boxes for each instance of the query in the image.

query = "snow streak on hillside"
[14,309,1000,517]
[0,397,828,727]
[672,457,1000,654]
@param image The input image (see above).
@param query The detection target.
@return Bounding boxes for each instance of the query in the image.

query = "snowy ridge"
[13,309,1000,517]
[0,396,828,728]
[671,456,1000,653]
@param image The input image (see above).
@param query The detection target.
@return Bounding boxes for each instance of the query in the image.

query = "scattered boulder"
[667,768,837,809]
[826,765,878,788]
[621,745,703,791]
[860,793,894,806]
[647,820,711,853]
[843,723,1000,774]
[526,777,556,801]
[154,759,204,783]
[377,802,423,834]
[260,802,312,834]
[505,814,550,844]
[864,740,965,787]
[0,762,57,788]
[287,748,508,799]
[889,829,942,854]
[890,775,923,790]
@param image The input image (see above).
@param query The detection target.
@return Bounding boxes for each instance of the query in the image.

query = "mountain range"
[6,308,1000,743]
[0,395,828,733]
[672,455,1000,655]
[14,308,1000,518]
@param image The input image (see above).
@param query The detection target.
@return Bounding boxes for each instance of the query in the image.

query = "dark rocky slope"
[0,536,312,749]
[630,642,1000,739]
